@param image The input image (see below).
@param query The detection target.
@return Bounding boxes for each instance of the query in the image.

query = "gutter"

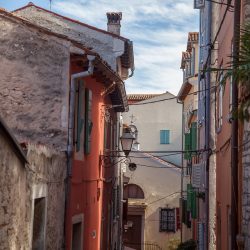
[64,54,95,248]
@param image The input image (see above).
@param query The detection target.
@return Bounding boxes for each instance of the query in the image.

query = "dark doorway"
[123,215,142,250]
[72,222,82,250]
[32,197,46,250]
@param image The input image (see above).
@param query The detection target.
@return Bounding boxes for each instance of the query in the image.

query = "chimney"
[106,12,122,35]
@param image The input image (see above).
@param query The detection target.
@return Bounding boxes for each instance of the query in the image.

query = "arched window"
[124,184,144,199]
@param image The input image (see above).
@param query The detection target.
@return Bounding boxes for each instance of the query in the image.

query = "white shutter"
[192,162,205,189]
[194,0,205,9]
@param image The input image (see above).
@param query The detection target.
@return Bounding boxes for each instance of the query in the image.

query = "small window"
[159,208,175,232]
[160,130,170,144]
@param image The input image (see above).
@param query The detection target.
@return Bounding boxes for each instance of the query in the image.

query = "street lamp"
[120,127,135,157]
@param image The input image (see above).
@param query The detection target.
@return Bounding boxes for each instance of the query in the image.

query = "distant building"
[123,151,181,250]
[123,93,182,166]
[177,32,199,243]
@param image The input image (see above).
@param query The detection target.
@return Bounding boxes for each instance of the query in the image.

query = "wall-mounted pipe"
[67,54,96,175]
[64,54,95,248]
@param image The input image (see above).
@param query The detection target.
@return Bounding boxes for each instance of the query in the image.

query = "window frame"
[159,208,176,233]
[160,130,170,144]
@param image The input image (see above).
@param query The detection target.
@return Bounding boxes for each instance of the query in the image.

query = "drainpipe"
[64,54,95,247]
[231,1,241,249]
[205,1,212,249]
[177,98,184,243]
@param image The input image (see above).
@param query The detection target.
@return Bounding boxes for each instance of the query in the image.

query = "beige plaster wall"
[125,152,181,250]
[123,92,182,166]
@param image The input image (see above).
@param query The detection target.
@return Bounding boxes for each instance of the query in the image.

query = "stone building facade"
[0,118,66,249]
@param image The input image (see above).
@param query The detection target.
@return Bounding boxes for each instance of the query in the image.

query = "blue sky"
[0,0,199,94]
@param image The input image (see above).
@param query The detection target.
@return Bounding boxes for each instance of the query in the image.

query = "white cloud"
[52,0,199,95]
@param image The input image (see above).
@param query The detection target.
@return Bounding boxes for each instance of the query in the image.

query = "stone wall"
[26,143,66,250]
[0,130,30,250]
[242,126,250,248]
[0,14,70,151]
[0,130,66,249]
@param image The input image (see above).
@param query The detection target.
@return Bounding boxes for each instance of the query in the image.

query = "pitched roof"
[13,2,134,72]
[0,8,128,112]
[127,94,162,101]
[13,2,129,41]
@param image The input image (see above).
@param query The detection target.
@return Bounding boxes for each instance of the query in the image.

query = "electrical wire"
[147,191,181,206]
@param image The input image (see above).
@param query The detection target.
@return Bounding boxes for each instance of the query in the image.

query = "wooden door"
[123,215,142,250]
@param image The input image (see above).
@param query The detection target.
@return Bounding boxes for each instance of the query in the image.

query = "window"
[32,198,46,249]
[160,130,170,144]
[159,208,175,232]
[123,184,144,199]
[191,47,195,76]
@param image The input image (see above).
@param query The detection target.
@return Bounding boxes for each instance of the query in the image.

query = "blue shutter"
[160,130,170,144]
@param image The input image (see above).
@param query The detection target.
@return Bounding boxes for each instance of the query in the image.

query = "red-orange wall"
[66,62,114,250]
[216,4,234,249]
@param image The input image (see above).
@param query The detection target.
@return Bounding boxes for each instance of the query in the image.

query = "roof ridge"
[13,2,130,42]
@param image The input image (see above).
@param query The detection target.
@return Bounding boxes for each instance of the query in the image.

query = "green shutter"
[187,184,197,219]
[187,184,192,211]
[76,80,85,152]
[84,88,92,154]
[191,189,197,219]
[191,122,197,153]
[184,133,191,160]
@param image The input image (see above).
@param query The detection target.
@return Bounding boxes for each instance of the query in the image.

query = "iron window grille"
[159,208,175,232]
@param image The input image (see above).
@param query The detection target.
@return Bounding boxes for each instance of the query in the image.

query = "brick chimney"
[106,12,122,35]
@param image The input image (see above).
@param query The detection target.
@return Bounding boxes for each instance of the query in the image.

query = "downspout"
[177,97,184,243]
[64,54,96,247]
[231,1,241,249]
[205,1,212,250]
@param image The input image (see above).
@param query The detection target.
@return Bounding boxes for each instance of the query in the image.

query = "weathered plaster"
[0,132,66,250]
[14,6,125,71]
[0,15,70,150]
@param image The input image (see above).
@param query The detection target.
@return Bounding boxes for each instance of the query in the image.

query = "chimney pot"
[106,12,122,35]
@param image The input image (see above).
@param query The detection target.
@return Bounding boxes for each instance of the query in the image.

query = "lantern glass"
[120,129,135,157]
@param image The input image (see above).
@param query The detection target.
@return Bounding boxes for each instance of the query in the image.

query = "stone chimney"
[106,12,122,35]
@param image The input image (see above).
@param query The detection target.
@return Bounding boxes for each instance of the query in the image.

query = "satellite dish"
[128,162,137,171]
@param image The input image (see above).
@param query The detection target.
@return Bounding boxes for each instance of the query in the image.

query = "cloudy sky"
[1,0,199,95]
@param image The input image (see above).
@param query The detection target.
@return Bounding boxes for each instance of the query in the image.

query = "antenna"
[49,0,52,10]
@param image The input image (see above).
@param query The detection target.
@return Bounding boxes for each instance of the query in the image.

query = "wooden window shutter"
[191,122,197,153]
[76,79,85,152]
[187,184,197,219]
[187,184,192,211]
[176,207,181,230]
[191,188,197,219]
[160,130,170,144]
[184,133,191,160]
[84,88,93,154]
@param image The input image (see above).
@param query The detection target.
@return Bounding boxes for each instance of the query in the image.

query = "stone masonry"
[242,126,250,248]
